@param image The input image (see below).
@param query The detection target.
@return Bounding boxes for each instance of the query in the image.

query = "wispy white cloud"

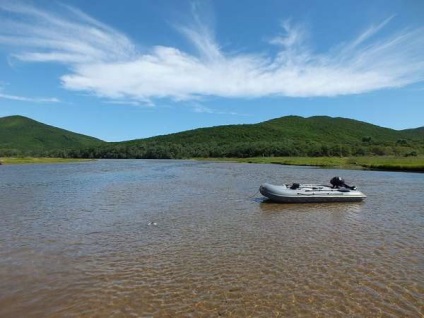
[0,75,59,104]
[0,1,136,64]
[191,103,241,116]
[104,99,153,107]
[1,1,423,105]
[0,92,60,103]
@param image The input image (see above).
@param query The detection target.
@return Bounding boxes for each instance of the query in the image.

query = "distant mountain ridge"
[0,115,104,154]
[136,115,422,144]
[115,115,423,158]
[0,115,423,158]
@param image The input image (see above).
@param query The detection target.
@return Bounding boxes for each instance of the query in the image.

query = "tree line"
[1,140,420,159]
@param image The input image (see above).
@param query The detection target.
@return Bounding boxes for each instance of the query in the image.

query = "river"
[1,160,423,317]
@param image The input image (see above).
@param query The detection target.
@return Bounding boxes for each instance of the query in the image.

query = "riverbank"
[1,156,423,172]
[199,156,424,172]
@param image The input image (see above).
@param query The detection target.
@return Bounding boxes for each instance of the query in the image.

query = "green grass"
[347,156,424,172]
[3,156,423,172]
[200,156,424,172]
[0,157,94,165]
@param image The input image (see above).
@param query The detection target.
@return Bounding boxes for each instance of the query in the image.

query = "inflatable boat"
[259,177,366,203]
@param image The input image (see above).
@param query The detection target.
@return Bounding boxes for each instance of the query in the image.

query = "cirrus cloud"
[1,1,423,105]
[0,92,60,103]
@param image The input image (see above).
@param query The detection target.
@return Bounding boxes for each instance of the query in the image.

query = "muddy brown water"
[1,160,423,317]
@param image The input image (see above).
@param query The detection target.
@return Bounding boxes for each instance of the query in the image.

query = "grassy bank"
[0,157,93,165]
[201,156,424,172]
[2,156,423,172]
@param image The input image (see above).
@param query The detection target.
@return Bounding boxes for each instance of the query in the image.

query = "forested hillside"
[69,116,424,159]
[1,115,422,159]
[0,115,104,156]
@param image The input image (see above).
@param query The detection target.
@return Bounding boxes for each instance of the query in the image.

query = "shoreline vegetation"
[1,156,423,172]
[199,156,424,172]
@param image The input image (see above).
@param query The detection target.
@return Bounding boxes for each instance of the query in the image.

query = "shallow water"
[1,160,423,317]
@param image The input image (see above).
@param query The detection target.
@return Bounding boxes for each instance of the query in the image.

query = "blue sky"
[0,0,423,141]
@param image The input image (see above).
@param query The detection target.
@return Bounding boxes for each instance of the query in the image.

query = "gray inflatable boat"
[259,177,366,203]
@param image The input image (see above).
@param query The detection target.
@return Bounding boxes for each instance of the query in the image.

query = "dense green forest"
[1,115,423,159]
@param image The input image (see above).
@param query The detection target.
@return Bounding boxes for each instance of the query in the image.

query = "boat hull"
[259,183,366,203]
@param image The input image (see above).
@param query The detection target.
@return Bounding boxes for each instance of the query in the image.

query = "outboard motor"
[330,176,345,188]
[330,176,356,190]
[290,183,300,190]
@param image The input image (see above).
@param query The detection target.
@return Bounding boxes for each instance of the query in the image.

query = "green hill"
[402,126,424,138]
[0,115,104,155]
[1,115,423,159]
[137,115,415,145]
[111,115,423,159]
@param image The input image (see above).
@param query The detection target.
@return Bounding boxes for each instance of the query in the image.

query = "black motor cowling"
[330,176,345,188]
[290,183,300,190]
[330,176,356,190]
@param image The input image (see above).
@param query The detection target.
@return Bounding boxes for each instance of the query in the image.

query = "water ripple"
[0,160,423,317]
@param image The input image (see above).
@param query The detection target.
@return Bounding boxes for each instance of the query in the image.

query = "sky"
[0,0,423,142]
